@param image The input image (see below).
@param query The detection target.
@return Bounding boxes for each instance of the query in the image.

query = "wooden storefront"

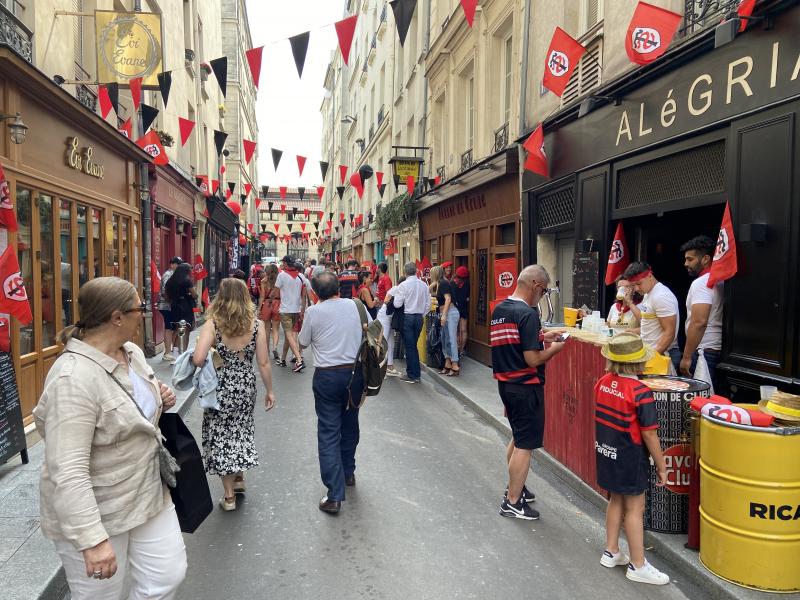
[0,48,150,423]
[419,158,521,365]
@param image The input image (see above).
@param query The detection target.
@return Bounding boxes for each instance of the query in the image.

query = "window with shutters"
[582,0,602,33]
[560,37,602,106]
[73,0,83,65]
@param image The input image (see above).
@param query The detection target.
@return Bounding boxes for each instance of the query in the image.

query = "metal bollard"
[175,320,192,355]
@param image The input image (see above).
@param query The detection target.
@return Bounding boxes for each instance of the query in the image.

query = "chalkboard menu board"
[572,251,600,312]
[0,352,27,465]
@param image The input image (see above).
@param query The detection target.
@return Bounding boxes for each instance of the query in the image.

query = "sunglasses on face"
[125,302,148,315]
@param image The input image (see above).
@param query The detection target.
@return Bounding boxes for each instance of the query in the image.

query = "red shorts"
[259,300,280,322]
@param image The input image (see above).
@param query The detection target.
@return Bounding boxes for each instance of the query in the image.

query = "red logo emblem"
[663,444,691,495]
[498,271,515,289]
[143,144,162,158]
[631,27,662,54]
[547,50,569,77]
[3,272,28,302]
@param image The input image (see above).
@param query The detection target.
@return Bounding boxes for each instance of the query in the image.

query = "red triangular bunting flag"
[625,2,682,66]
[522,123,548,177]
[296,155,307,176]
[178,117,195,146]
[737,0,756,31]
[708,202,738,287]
[460,0,478,27]
[135,130,169,166]
[334,15,359,66]
[318,211,324,220]
[339,165,348,184]
[245,46,264,89]
[129,77,142,110]
[433,175,441,187]
[0,162,17,232]
[244,183,252,197]
[98,85,113,119]
[301,223,306,232]
[303,208,309,219]
[542,27,586,97]
[211,179,220,195]
[0,246,32,324]
[243,139,257,165]
[406,175,415,195]
[279,187,287,200]
[273,223,280,233]
[375,171,384,188]
[256,199,262,209]
[118,118,132,139]
[316,186,325,199]
[604,222,631,285]
[247,223,254,232]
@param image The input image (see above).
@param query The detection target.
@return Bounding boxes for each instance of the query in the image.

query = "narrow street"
[177,359,703,600]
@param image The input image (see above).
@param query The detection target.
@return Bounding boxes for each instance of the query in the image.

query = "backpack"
[348,299,388,408]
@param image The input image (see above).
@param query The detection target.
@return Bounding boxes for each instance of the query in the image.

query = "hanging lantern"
[226,200,242,216]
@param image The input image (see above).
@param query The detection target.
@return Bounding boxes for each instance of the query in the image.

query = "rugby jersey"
[594,374,659,482]
[490,297,545,385]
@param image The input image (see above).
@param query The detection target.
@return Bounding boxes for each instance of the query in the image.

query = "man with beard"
[679,235,723,387]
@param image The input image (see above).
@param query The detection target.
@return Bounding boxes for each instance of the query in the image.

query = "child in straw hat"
[595,332,670,586]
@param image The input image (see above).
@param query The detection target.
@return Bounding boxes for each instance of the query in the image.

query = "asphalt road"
[176,359,705,600]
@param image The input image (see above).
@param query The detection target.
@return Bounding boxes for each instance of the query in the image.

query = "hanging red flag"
[256,198,262,209]
[129,77,143,110]
[118,118,132,139]
[98,85,113,119]
[318,210,324,220]
[279,187,287,200]
[542,27,586,97]
[178,117,195,146]
[316,186,325,200]
[296,155,307,176]
[192,254,208,281]
[708,202,738,288]
[406,175,415,195]
[625,2,682,66]
[301,223,307,232]
[334,15,359,65]
[339,165,348,184]
[244,183,252,197]
[736,0,756,31]
[135,130,169,166]
[460,0,479,27]
[494,257,518,300]
[522,123,548,177]
[604,222,631,285]
[150,260,161,298]
[243,139,257,165]
[273,223,280,233]
[247,223,254,232]
[245,46,264,89]
[0,246,32,325]
[201,286,210,308]
[211,179,220,195]
[375,171,384,188]
[0,162,18,232]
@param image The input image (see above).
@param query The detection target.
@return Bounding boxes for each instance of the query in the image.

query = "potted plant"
[155,130,174,147]
[199,62,212,81]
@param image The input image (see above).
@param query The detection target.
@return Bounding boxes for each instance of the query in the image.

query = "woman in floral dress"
[193,278,276,511]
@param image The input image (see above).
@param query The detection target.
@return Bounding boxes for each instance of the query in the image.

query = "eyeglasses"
[125,302,148,315]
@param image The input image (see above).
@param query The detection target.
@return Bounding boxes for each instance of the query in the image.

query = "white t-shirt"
[686,273,723,351]
[275,271,304,314]
[639,281,679,351]
[129,368,157,421]
[606,303,637,334]
[298,298,369,367]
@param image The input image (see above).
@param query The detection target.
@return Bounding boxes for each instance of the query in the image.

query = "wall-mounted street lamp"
[0,113,28,145]
[191,223,199,239]
[154,207,167,227]
[341,115,357,124]
[176,218,185,234]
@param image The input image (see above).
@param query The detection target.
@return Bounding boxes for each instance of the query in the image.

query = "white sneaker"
[385,367,400,377]
[162,353,176,363]
[626,560,670,585]
[600,549,629,568]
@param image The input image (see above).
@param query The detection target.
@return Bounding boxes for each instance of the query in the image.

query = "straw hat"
[600,332,655,364]
[758,391,800,423]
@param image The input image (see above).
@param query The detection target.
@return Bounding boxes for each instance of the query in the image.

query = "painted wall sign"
[95,10,164,86]
[437,193,486,221]
[66,137,105,179]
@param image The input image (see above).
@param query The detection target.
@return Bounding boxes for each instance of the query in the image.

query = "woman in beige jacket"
[33,277,187,599]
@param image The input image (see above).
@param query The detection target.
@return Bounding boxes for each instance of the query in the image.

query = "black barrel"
[640,376,710,534]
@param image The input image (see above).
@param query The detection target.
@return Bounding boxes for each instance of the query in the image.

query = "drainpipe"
[519,0,532,136]
[134,0,155,357]
[416,0,432,259]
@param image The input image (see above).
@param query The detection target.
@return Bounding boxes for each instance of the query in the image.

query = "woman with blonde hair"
[258,263,281,359]
[430,265,460,376]
[34,277,186,599]
[193,278,275,511]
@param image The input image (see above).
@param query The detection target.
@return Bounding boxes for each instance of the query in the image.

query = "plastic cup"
[760,386,777,401]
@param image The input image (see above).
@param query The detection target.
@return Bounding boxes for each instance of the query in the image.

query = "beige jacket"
[33,338,170,552]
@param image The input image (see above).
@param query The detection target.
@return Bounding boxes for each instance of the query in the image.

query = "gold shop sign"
[95,10,163,87]
[66,137,105,180]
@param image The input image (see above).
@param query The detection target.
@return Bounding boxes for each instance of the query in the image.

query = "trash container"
[699,414,800,592]
[640,376,710,533]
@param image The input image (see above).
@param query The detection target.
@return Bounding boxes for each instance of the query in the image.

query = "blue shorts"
[160,309,173,330]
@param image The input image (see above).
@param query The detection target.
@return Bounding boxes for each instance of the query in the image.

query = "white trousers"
[54,503,187,600]
[377,312,395,366]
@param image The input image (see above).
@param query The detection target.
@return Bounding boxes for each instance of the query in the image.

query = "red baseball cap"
[441,261,453,268]
[456,266,469,278]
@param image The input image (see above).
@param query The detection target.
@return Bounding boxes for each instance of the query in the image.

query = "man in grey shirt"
[299,271,367,514]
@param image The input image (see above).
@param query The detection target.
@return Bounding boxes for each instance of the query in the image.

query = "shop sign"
[437,193,486,221]
[66,137,105,180]
[95,10,163,86]
[663,444,691,495]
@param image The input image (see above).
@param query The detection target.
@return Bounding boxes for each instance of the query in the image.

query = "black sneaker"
[499,497,540,520]
[275,358,287,367]
[272,350,279,361]
[504,485,536,503]
[290,356,297,363]
[292,361,306,373]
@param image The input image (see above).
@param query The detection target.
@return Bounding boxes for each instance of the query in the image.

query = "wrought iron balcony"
[0,3,32,63]
[367,34,377,65]
[679,0,742,38]
[494,122,509,153]
[377,105,385,127]
[76,84,98,112]
[460,149,473,173]
[368,124,375,143]
[436,165,446,181]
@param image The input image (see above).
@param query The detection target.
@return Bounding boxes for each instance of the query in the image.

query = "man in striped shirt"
[490,265,565,520]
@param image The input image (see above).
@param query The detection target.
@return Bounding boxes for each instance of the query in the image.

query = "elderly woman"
[33,277,186,599]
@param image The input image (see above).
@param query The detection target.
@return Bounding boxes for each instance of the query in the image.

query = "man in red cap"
[441,261,453,281]
[452,265,470,355]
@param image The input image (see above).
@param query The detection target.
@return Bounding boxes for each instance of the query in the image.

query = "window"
[73,0,83,65]
[59,200,75,327]
[561,37,602,105]
[17,188,33,355]
[466,75,474,150]
[582,0,602,32]
[503,36,513,125]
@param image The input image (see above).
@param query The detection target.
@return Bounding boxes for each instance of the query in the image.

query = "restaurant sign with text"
[95,10,163,87]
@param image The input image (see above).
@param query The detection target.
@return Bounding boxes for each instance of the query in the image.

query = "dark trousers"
[312,368,363,502]
[401,313,424,380]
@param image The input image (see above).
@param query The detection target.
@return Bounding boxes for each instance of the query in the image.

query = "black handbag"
[390,303,405,331]
[159,413,213,534]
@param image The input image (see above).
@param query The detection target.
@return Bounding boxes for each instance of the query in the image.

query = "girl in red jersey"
[595,332,670,586]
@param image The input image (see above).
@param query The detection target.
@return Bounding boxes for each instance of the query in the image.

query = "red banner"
[625,2,682,66]
[0,246,32,324]
[542,27,586,97]
[494,258,518,300]
[604,222,630,285]
[708,202,738,287]
[192,254,208,281]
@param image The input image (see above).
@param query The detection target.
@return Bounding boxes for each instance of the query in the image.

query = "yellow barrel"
[699,414,800,592]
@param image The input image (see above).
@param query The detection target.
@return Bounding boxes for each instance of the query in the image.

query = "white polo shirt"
[640,281,679,351]
[686,273,723,351]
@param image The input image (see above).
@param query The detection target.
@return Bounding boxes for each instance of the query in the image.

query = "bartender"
[623,261,681,372]
[606,276,642,334]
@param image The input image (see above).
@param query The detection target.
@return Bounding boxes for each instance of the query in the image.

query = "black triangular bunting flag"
[393,174,400,193]
[297,187,305,200]
[268,201,274,212]
[292,207,298,215]
[213,130,228,156]
[271,148,283,170]
[390,0,417,47]
[240,194,247,203]
[228,181,236,193]
[289,32,311,78]
[336,186,345,200]
[210,57,228,97]
[107,83,119,115]
[349,213,354,222]
[328,212,334,221]
[141,103,159,132]
[157,71,172,109]
[261,186,269,198]
[319,161,329,181]
[378,184,387,198]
